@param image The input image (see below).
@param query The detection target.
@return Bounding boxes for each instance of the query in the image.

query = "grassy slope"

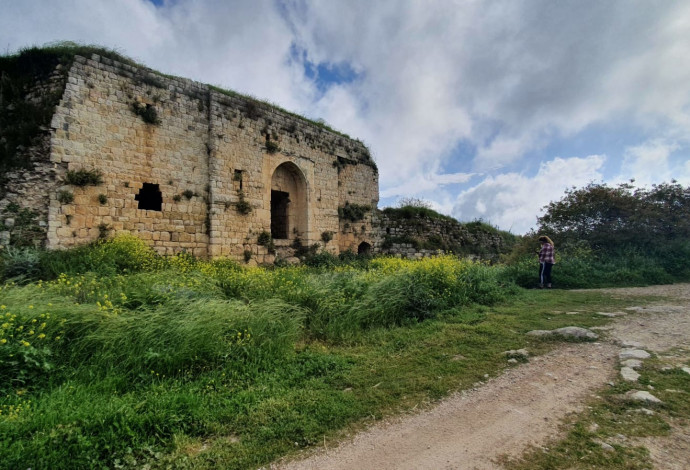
[2,236,688,469]
[0,281,633,469]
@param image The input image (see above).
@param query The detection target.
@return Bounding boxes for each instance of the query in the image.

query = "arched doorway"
[270,162,307,240]
[357,241,372,255]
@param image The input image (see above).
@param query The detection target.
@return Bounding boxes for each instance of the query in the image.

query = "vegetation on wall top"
[0,42,377,174]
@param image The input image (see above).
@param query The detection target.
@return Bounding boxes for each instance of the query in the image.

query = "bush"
[321,231,334,243]
[65,168,103,186]
[265,140,280,154]
[57,190,74,204]
[338,202,371,222]
[502,244,686,289]
[1,246,41,280]
[131,102,161,125]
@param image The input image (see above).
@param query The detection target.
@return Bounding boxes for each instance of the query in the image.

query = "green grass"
[1,237,687,469]
[0,282,631,466]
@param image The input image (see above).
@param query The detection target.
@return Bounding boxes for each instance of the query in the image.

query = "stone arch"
[270,161,308,240]
[357,241,372,255]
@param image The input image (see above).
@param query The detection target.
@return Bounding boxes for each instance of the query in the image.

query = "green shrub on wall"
[57,190,74,204]
[338,202,371,222]
[65,168,103,187]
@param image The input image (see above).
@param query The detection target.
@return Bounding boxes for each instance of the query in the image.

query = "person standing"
[538,235,555,288]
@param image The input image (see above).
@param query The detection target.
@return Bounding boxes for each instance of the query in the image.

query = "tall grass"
[1,238,523,468]
[3,235,687,468]
[502,242,690,289]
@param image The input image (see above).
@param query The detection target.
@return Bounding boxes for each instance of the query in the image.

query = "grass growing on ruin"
[0,236,658,469]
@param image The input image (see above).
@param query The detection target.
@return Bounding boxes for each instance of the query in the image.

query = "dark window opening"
[135,183,162,211]
[271,190,290,239]
[358,242,372,255]
[234,169,243,190]
[386,227,390,234]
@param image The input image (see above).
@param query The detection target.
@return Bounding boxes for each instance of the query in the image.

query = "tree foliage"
[538,181,690,251]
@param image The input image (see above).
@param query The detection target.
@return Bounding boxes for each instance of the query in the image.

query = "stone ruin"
[0,50,378,263]
[1,48,514,264]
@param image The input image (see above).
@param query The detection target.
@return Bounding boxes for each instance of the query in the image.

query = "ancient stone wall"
[0,62,70,249]
[2,53,378,262]
[374,213,508,261]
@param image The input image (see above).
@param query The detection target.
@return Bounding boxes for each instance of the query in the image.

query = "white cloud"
[618,140,680,186]
[452,155,606,233]
[3,0,690,229]
[381,172,474,199]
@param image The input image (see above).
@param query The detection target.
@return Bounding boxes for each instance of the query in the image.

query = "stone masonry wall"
[374,213,507,261]
[0,63,70,249]
[38,54,378,262]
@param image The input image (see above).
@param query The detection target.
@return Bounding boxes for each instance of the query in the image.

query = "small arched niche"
[357,241,372,255]
[270,162,307,240]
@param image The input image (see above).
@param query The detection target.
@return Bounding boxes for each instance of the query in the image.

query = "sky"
[2,0,690,234]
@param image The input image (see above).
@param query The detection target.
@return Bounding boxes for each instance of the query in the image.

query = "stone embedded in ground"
[634,408,655,416]
[599,442,615,452]
[504,349,529,358]
[682,367,690,375]
[619,349,651,360]
[621,359,643,369]
[620,340,644,348]
[526,327,598,340]
[626,390,663,404]
[596,311,626,317]
[620,367,640,382]
[526,330,553,337]
[552,327,599,340]
[565,311,581,315]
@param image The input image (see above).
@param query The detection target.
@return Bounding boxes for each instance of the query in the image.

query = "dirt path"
[272,284,690,470]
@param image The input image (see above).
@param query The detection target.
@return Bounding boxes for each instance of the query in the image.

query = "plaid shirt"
[539,243,555,264]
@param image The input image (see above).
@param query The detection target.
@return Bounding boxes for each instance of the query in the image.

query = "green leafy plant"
[243,249,252,263]
[235,190,252,215]
[321,231,334,243]
[65,168,103,187]
[97,223,110,239]
[182,190,194,200]
[172,194,181,202]
[97,194,107,205]
[265,140,280,154]
[338,202,371,222]
[57,190,74,204]
[131,101,161,125]
[257,231,275,253]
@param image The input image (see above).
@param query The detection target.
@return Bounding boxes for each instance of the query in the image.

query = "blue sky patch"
[290,44,360,94]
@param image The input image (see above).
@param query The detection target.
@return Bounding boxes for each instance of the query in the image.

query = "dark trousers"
[539,262,554,285]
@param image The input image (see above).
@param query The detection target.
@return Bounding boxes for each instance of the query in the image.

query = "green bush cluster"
[502,241,690,289]
[131,102,161,125]
[64,168,103,187]
[338,202,371,222]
